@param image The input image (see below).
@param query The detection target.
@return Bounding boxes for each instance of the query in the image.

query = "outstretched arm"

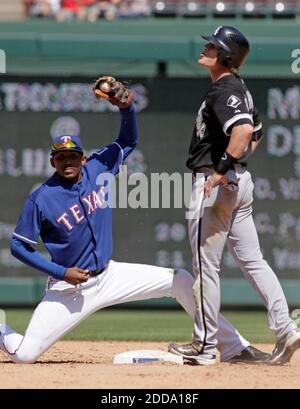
[89,76,138,174]
[114,103,138,158]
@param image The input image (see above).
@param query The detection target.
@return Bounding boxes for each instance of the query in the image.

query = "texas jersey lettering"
[56,187,105,231]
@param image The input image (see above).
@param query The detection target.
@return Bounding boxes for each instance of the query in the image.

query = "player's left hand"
[93,76,133,109]
[204,173,227,198]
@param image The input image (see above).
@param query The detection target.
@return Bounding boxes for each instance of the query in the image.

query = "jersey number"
[244,90,253,112]
[196,101,206,140]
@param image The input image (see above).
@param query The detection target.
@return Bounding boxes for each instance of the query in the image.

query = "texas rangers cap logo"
[227,95,242,109]
[51,135,83,155]
[61,136,72,144]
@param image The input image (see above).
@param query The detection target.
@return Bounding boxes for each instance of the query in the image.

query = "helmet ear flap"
[222,56,232,67]
[217,53,231,68]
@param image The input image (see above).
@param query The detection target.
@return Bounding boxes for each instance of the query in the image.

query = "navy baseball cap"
[51,135,83,156]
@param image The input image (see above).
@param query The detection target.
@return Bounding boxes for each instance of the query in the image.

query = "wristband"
[252,122,263,142]
[252,129,263,142]
[216,151,237,175]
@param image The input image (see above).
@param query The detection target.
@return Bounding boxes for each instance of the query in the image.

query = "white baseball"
[99,81,111,93]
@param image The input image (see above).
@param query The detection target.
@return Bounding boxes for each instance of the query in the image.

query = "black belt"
[89,267,106,277]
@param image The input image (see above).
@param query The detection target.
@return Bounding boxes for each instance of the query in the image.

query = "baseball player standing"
[169,26,300,366]
[0,76,263,364]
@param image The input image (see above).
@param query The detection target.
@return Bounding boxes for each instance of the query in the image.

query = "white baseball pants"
[0,260,249,363]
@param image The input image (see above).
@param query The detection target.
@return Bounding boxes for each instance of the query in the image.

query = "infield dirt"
[0,341,299,389]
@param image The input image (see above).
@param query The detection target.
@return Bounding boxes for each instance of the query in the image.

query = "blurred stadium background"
[0,1,300,310]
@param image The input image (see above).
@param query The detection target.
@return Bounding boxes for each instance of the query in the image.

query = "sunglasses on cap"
[51,140,79,151]
[50,136,83,156]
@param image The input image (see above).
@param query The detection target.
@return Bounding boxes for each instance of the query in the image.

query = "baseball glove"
[93,76,132,109]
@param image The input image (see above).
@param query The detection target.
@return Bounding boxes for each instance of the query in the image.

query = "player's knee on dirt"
[13,352,37,364]
[12,338,45,364]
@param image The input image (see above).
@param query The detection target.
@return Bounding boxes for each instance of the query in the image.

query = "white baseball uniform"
[0,262,249,363]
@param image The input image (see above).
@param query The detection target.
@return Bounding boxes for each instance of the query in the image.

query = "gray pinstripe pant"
[189,165,297,356]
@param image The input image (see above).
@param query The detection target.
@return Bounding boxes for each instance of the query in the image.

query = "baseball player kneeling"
[1,76,263,364]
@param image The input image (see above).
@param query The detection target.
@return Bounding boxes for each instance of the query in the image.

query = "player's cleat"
[269,329,300,365]
[168,342,216,366]
[224,345,271,364]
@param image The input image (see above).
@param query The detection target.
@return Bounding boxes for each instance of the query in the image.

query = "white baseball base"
[113,349,183,364]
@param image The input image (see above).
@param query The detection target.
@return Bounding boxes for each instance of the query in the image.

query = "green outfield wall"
[0,277,299,307]
[0,19,299,77]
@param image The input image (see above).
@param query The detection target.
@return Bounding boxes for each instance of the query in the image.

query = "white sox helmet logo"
[214,26,223,36]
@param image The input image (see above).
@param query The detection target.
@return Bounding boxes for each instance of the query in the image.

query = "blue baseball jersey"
[13,105,137,275]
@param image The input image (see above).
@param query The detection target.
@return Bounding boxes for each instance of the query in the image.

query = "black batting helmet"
[202,26,249,69]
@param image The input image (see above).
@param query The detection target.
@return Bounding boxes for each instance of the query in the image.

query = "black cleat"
[168,342,216,366]
[225,345,271,364]
[269,329,300,365]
